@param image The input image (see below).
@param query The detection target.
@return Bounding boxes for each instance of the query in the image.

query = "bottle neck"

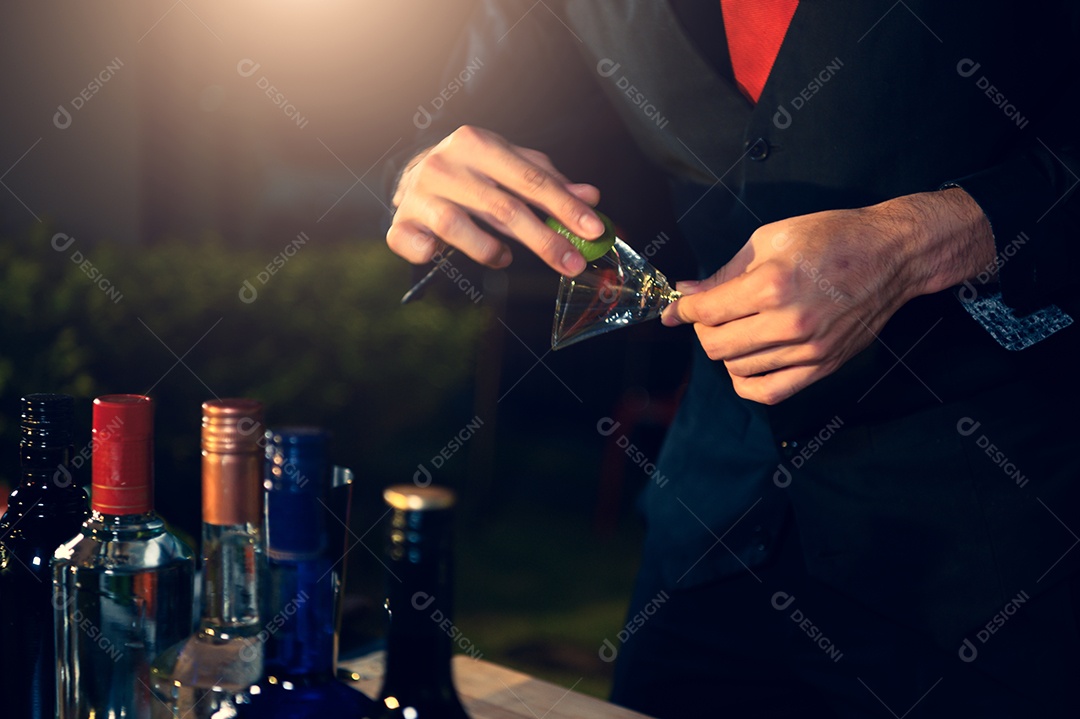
[198,521,263,638]
[380,510,457,698]
[20,443,71,471]
[6,444,86,518]
[83,509,164,536]
[261,554,337,679]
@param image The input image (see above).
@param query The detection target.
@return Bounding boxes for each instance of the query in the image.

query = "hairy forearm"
[875,187,997,302]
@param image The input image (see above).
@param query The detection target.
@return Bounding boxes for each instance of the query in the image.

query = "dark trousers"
[610,518,1080,718]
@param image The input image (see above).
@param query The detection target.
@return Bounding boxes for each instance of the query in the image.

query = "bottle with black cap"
[368,484,470,719]
[0,393,90,719]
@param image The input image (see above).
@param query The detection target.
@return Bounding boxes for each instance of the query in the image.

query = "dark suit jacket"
[396,0,1080,652]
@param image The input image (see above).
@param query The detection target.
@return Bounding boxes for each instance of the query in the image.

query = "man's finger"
[466,139,602,241]
[386,218,440,264]
[405,196,513,268]
[439,173,588,275]
[662,271,760,327]
[729,364,819,406]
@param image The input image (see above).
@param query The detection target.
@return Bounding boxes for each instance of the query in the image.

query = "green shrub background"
[0,226,489,536]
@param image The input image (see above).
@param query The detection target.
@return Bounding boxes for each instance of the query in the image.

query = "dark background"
[0,0,695,697]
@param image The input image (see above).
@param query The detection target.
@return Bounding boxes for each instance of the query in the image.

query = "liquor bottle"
[236,427,377,717]
[52,394,196,718]
[0,393,89,719]
[150,399,266,718]
[369,485,470,719]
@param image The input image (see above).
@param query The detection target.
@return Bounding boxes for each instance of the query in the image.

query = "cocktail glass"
[551,239,681,350]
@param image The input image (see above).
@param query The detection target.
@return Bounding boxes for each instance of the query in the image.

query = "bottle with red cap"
[52,394,196,719]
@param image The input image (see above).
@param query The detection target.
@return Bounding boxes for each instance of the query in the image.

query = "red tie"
[720,0,800,103]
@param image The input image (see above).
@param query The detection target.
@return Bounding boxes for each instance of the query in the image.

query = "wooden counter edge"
[340,653,656,719]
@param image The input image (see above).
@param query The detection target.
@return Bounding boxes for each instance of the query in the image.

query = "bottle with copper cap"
[368,485,470,719]
[52,394,196,719]
[149,398,268,719]
[0,393,89,719]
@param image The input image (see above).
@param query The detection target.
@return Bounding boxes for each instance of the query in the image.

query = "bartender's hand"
[386,125,603,276]
[662,188,996,405]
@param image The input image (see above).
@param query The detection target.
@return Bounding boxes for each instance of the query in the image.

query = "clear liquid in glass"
[149,523,264,719]
[552,239,681,350]
[53,511,195,719]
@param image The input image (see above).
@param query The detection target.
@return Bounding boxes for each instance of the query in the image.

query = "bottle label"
[202,453,262,526]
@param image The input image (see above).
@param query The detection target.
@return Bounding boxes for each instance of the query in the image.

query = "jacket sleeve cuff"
[942,146,1080,314]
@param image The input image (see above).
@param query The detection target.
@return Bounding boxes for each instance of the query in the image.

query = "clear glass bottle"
[52,394,196,719]
[369,485,470,719]
[150,398,266,718]
[0,393,89,719]
[236,427,377,718]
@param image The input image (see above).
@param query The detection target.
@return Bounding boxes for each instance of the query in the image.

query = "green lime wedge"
[546,212,616,262]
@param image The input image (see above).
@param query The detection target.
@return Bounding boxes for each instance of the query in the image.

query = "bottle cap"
[383,485,456,511]
[20,393,74,448]
[202,398,264,526]
[91,394,154,515]
[201,398,265,454]
[384,486,456,561]
[265,427,328,558]
[264,426,328,494]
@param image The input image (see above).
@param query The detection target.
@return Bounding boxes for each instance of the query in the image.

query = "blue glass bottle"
[237,427,376,717]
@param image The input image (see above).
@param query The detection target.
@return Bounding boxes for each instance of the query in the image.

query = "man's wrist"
[875,187,996,301]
